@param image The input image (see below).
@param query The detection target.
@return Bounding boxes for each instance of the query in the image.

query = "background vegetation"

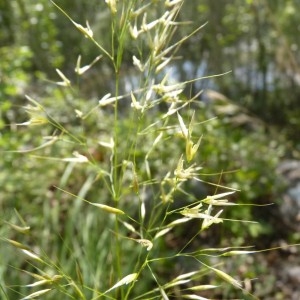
[1,0,299,299]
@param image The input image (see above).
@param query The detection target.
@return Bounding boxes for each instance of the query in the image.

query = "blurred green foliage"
[1,0,299,139]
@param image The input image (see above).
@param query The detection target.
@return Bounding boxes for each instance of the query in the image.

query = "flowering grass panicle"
[1,1,270,300]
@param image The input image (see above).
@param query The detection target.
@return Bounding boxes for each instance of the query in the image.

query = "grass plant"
[0,1,276,299]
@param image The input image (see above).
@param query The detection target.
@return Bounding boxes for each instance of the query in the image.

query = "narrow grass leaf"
[71,281,85,299]
[75,262,84,286]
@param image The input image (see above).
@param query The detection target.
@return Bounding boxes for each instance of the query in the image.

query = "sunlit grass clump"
[1,1,264,299]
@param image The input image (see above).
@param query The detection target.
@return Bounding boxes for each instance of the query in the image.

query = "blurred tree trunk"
[0,0,14,46]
